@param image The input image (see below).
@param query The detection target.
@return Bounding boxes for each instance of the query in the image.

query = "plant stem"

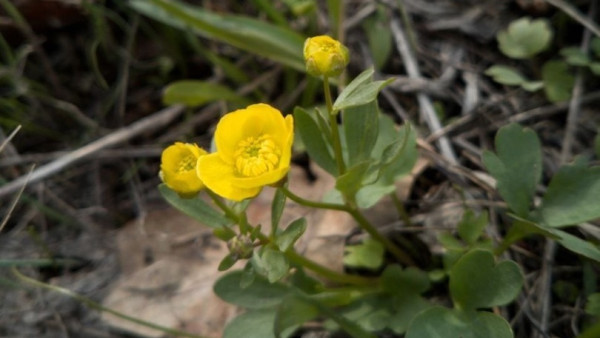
[206,189,239,223]
[347,208,416,267]
[285,250,374,286]
[323,76,346,175]
[280,187,416,267]
[279,186,347,211]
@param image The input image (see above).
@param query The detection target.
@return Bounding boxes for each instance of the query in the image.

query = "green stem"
[12,267,205,338]
[206,189,240,223]
[347,208,416,267]
[285,250,374,286]
[280,187,416,267]
[279,186,347,211]
[323,76,346,175]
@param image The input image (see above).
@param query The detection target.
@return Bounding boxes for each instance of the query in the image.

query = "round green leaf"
[406,307,513,338]
[497,17,553,59]
[542,60,574,102]
[450,250,523,310]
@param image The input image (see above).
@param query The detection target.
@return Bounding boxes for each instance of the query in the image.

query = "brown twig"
[0,105,184,199]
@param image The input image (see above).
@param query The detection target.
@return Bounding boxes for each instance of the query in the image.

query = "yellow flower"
[160,142,207,197]
[303,35,349,77]
[197,104,294,201]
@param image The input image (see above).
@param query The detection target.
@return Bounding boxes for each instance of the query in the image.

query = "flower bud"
[227,235,254,260]
[303,35,349,77]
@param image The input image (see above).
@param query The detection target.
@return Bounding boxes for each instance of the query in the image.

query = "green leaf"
[585,293,600,316]
[343,101,379,166]
[336,161,371,198]
[271,188,286,230]
[450,249,523,310]
[539,162,600,227]
[218,254,238,271]
[590,62,600,76]
[496,218,559,254]
[406,307,513,338]
[457,210,489,245]
[521,81,544,92]
[158,184,231,228]
[482,123,542,217]
[224,308,281,338]
[275,218,307,252]
[333,68,393,112]
[542,60,574,102]
[550,228,600,262]
[343,237,385,270]
[214,270,290,308]
[130,0,305,71]
[381,265,431,295]
[274,295,319,337]
[497,17,553,59]
[294,106,337,175]
[213,226,236,241]
[561,47,591,66]
[256,248,290,283]
[484,65,527,86]
[162,80,246,107]
[363,8,392,70]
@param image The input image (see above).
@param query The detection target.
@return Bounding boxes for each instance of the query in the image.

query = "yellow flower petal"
[160,142,207,197]
[198,104,294,201]
[197,153,261,201]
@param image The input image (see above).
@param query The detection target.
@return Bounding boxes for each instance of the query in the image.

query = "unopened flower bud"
[303,35,349,77]
[227,235,254,260]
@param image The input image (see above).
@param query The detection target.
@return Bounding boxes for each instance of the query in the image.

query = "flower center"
[177,154,197,173]
[234,135,281,177]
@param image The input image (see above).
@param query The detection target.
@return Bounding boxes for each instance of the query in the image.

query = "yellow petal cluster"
[160,142,207,197]
[197,104,294,201]
[303,35,349,77]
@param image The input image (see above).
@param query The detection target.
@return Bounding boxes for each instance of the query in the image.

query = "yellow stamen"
[234,135,281,177]
[177,155,197,173]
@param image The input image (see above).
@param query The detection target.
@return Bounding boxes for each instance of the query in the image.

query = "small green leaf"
[333,68,394,112]
[213,226,236,241]
[343,237,385,270]
[260,248,290,283]
[496,218,559,254]
[406,307,513,338]
[550,228,600,262]
[485,65,527,85]
[214,270,290,308]
[363,8,392,70]
[438,232,465,251]
[539,162,600,227]
[158,184,231,228]
[271,188,286,230]
[482,123,542,217]
[585,293,600,316]
[276,218,307,252]
[218,254,238,271]
[274,295,319,337]
[343,101,379,166]
[457,210,489,245]
[294,106,337,175]
[497,17,553,59]
[589,62,600,76]
[450,249,523,310]
[542,60,574,102]
[381,265,431,295]
[561,47,591,66]
[521,80,544,92]
[162,80,245,106]
[336,161,371,198]
[223,308,279,338]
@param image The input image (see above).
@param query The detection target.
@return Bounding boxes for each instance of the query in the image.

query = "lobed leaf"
[294,106,337,175]
[482,123,542,218]
[343,101,379,166]
[497,17,553,59]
